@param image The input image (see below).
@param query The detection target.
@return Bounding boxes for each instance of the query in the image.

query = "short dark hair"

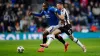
[43,2,49,7]
[57,2,63,5]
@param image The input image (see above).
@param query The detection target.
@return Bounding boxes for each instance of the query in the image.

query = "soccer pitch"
[0,38,100,56]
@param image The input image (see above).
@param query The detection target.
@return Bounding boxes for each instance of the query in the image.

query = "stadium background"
[0,0,100,33]
[0,0,100,56]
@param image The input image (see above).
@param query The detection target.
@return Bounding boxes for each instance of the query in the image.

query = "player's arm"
[51,7,64,20]
[56,11,65,21]
[31,11,44,17]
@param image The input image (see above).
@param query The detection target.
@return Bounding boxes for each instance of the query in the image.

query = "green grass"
[0,38,100,56]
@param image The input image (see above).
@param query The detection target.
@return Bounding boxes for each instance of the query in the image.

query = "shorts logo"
[50,27,54,32]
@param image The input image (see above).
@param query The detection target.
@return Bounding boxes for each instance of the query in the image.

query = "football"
[17,46,24,53]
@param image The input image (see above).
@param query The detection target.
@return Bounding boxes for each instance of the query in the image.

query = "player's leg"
[44,25,66,45]
[40,29,69,52]
[54,27,69,52]
[40,29,61,47]
[40,26,55,45]
[66,28,86,52]
[43,30,49,44]
[55,34,69,52]
[46,29,61,46]
[40,29,61,48]
[40,25,60,46]
[38,30,49,52]
[38,26,56,52]
[55,34,65,45]
[69,34,86,52]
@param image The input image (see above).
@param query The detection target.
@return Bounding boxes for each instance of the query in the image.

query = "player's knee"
[55,34,59,39]
[43,31,49,35]
[55,34,62,39]
[43,31,49,38]
[69,35,74,41]
[52,29,61,35]
[51,31,57,35]
[47,34,55,40]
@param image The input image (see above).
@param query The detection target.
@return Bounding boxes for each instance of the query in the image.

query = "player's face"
[42,3,47,10]
[56,4,62,10]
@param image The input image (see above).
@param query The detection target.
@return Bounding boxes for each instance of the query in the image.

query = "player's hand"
[28,12,33,16]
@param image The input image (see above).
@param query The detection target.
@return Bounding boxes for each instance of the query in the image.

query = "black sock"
[43,33,49,44]
[43,35,47,44]
[55,35,65,45]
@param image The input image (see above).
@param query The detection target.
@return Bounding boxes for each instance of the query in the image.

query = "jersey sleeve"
[32,11,44,17]
[50,7,61,15]
[65,10,69,20]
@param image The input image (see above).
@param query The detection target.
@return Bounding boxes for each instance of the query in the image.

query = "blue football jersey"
[33,6,61,26]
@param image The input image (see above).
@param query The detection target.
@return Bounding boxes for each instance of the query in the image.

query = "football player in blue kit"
[31,2,68,52]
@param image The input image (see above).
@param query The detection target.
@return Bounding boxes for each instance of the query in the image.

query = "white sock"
[46,37,53,46]
[46,34,55,46]
[73,38,84,48]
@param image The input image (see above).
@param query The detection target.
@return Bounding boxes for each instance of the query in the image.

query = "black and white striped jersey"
[59,8,70,26]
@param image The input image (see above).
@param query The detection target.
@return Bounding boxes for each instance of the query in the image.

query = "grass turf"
[0,38,100,56]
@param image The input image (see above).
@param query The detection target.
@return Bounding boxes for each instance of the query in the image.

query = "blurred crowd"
[64,0,100,32]
[0,0,100,33]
